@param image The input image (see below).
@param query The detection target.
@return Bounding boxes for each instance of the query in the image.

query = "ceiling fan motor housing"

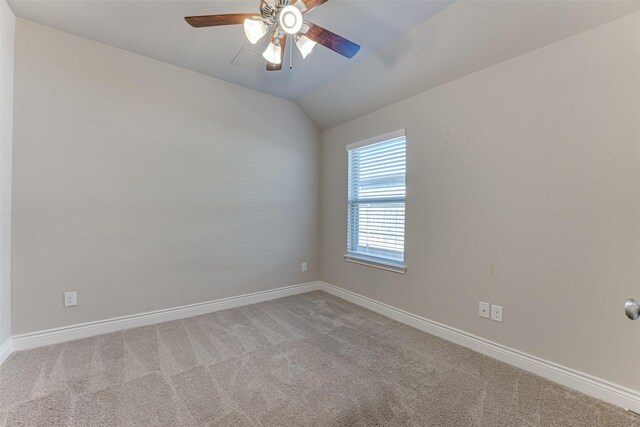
[261,0,292,19]
[260,3,276,20]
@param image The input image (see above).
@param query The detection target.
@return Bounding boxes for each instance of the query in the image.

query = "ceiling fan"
[185,0,361,71]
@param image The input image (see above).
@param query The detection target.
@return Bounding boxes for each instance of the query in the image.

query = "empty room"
[1,0,639,425]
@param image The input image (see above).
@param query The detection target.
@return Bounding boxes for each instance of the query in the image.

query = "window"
[345,130,406,273]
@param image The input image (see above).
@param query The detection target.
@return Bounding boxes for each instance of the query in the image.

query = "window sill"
[343,254,406,274]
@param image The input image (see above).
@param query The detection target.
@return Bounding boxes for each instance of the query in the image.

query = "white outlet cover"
[302,262,308,272]
[479,301,490,319]
[64,291,77,307]
[491,304,503,322]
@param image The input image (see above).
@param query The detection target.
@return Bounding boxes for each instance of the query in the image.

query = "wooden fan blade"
[185,13,256,28]
[295,0,329,14]
[266,36,286,71]
[304,22,360,59]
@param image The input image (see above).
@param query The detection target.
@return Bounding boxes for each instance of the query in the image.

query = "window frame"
[344,129,407,274]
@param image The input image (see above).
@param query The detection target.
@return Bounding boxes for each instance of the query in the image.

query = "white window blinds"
[347,132,406,267]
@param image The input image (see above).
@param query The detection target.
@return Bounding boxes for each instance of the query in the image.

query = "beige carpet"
[0,291,637,426]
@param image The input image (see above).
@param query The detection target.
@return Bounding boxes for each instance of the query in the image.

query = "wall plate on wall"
[491,305,503,322]
[479,301,490,319]
[64,292,77,307]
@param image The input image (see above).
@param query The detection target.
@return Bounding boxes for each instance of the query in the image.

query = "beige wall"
[0,0,15,347]
[320,11,640,391]
[11,20,319,335]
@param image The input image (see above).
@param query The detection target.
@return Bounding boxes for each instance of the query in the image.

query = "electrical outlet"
[479,301,490,319]
[301,262,308,272]
[64,291,77,307]
[491,304,503,322]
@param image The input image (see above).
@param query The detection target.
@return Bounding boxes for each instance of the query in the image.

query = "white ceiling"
[7,0,453,100]
[8,0,640,130]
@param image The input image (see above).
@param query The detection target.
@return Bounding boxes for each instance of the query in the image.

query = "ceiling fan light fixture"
[263,40,282,65]
[184,0,362,71]
[279,5,303,35]
[243,18,268,44]
[295,35,316,59]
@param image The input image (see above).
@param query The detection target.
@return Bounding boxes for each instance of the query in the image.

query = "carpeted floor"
[0,291,637,426]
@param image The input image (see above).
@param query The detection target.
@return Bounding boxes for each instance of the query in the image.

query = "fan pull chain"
[289,35,293,69]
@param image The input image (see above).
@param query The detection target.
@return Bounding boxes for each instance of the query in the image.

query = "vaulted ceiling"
[8,0,640,130]
[299,1,640,129]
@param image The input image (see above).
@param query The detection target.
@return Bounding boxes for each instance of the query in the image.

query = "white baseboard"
[318,281,640,414]
[3,278,638,414]
[0,338,12,366]
[9,281,321,353]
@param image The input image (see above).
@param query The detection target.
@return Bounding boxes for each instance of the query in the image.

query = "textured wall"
[11,20,319,335]
[320,11,640,391]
